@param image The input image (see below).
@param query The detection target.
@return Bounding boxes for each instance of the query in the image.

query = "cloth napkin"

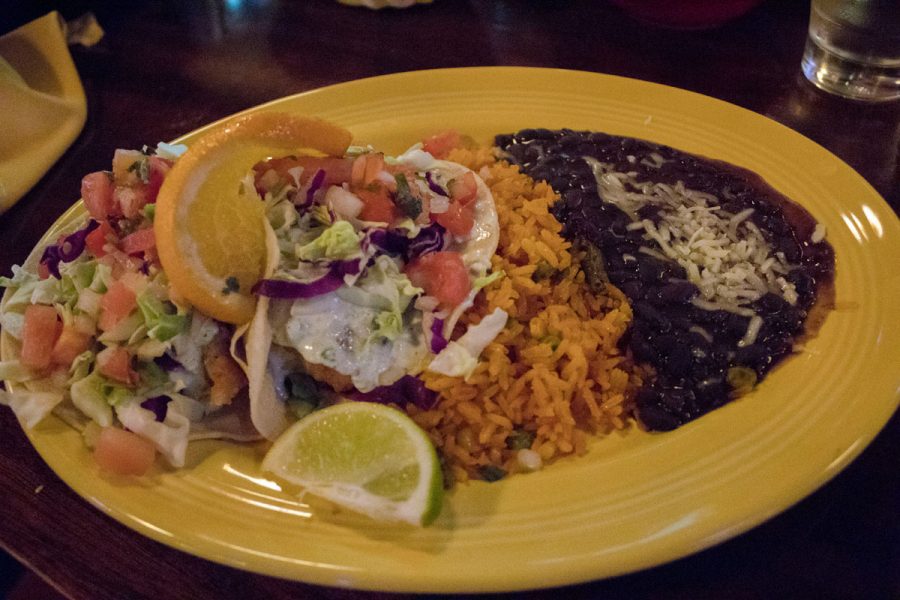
[0,12,101,215]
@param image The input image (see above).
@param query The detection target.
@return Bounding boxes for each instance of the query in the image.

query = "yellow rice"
[405,146,642,483]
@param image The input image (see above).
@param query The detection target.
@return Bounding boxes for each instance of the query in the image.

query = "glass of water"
[801,0,900,102]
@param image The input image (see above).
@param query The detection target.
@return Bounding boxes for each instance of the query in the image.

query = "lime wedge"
[261,402,444,526]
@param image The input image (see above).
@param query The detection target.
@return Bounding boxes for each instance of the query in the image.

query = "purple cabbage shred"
[407,223,445,260]
[366,228,408,256]
[40,220,100,279]
[349,375,438,410]
[425,171,448,196]
[253,264,348,299]
[305,169,326,204]
[367,223,445,262]
[153,353,182,372]
[430,318,448,353]
[140,395,171,422]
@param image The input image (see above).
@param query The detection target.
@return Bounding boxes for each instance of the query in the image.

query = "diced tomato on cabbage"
[146,156,172,203]
[37,261,52,280]
[422,130,461,159]
[356,183,398,223]
[81,172,117,221]
[433,201,474,236]
[120,227,156,256]
[85,221,117,258]
[351,153,386,187]
[93,427,156,476]
[50,324,93,367]
[20,305,62,371]
[96,346,138,384]
[448,171,478,206]
[254,156,353,190]
[405,251,471,307]
[99,280,137,331]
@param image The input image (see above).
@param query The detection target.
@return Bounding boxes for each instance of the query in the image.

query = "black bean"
[498,127,833,431]
[634,302,672,333]
[618,280,645,300]
[494,133,514,147]
[636,392,682,431]
[657,281,698,305]
[517,128,556,141]
[664,344,694,375]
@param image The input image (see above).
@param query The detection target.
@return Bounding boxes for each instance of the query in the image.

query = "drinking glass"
[801,0,900,102]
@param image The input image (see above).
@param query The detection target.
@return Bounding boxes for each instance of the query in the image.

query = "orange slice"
[154,112,352,324]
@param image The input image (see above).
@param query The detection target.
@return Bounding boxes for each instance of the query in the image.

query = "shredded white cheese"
[586,157,804,348]
[811,223,827,244]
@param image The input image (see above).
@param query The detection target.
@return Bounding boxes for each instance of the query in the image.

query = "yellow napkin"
[0,12,97,214]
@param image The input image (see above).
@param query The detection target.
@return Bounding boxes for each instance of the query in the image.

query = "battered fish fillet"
[299,356,355,393]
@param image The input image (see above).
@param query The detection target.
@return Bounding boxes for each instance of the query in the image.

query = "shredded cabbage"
[296,220,361,261]
[428,308,508,379]
[68,370,114,427]
[137,292,187,342]
[0,389,64,428]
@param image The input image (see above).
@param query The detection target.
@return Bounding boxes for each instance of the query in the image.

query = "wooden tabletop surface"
[0,1,897,598]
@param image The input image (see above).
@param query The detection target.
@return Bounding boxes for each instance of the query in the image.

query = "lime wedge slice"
[261,402,444,526]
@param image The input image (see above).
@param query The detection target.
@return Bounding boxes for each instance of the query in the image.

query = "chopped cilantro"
[478,465,507,482]
[127,158,151,184]
[532,260,557,281]
[539,333,562,351]
[393,173,422,219]
[505,429,535,451]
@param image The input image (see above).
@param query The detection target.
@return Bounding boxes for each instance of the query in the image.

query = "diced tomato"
[37,261,51,280]
[114,185,150,219]
[85,221,116,258]
[81,172,116,221]
[99,281,137,331]
[364,153,385,185]
[20,305,62,371]
[254,156,353,189]
[97,346,138,384]
[146,156,172,203]
[422,130,461,159]
[120,227,156,256]
[50,324,93,367]
[93,427,156,476]
[351,153,386,187]
[433,201,475,236]
[357,183,399,223]
[351,155,367,187]
[448,171,478,206]
[405,251,471,307]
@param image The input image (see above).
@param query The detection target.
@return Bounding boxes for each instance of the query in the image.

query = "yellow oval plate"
[4,67,899,593]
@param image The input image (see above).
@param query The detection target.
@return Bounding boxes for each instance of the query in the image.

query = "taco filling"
[0,131,507,471]
[243,145,504,440]
[0,144,260,472]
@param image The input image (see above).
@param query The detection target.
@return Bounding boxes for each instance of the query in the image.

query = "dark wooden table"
[1,1,898,598]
